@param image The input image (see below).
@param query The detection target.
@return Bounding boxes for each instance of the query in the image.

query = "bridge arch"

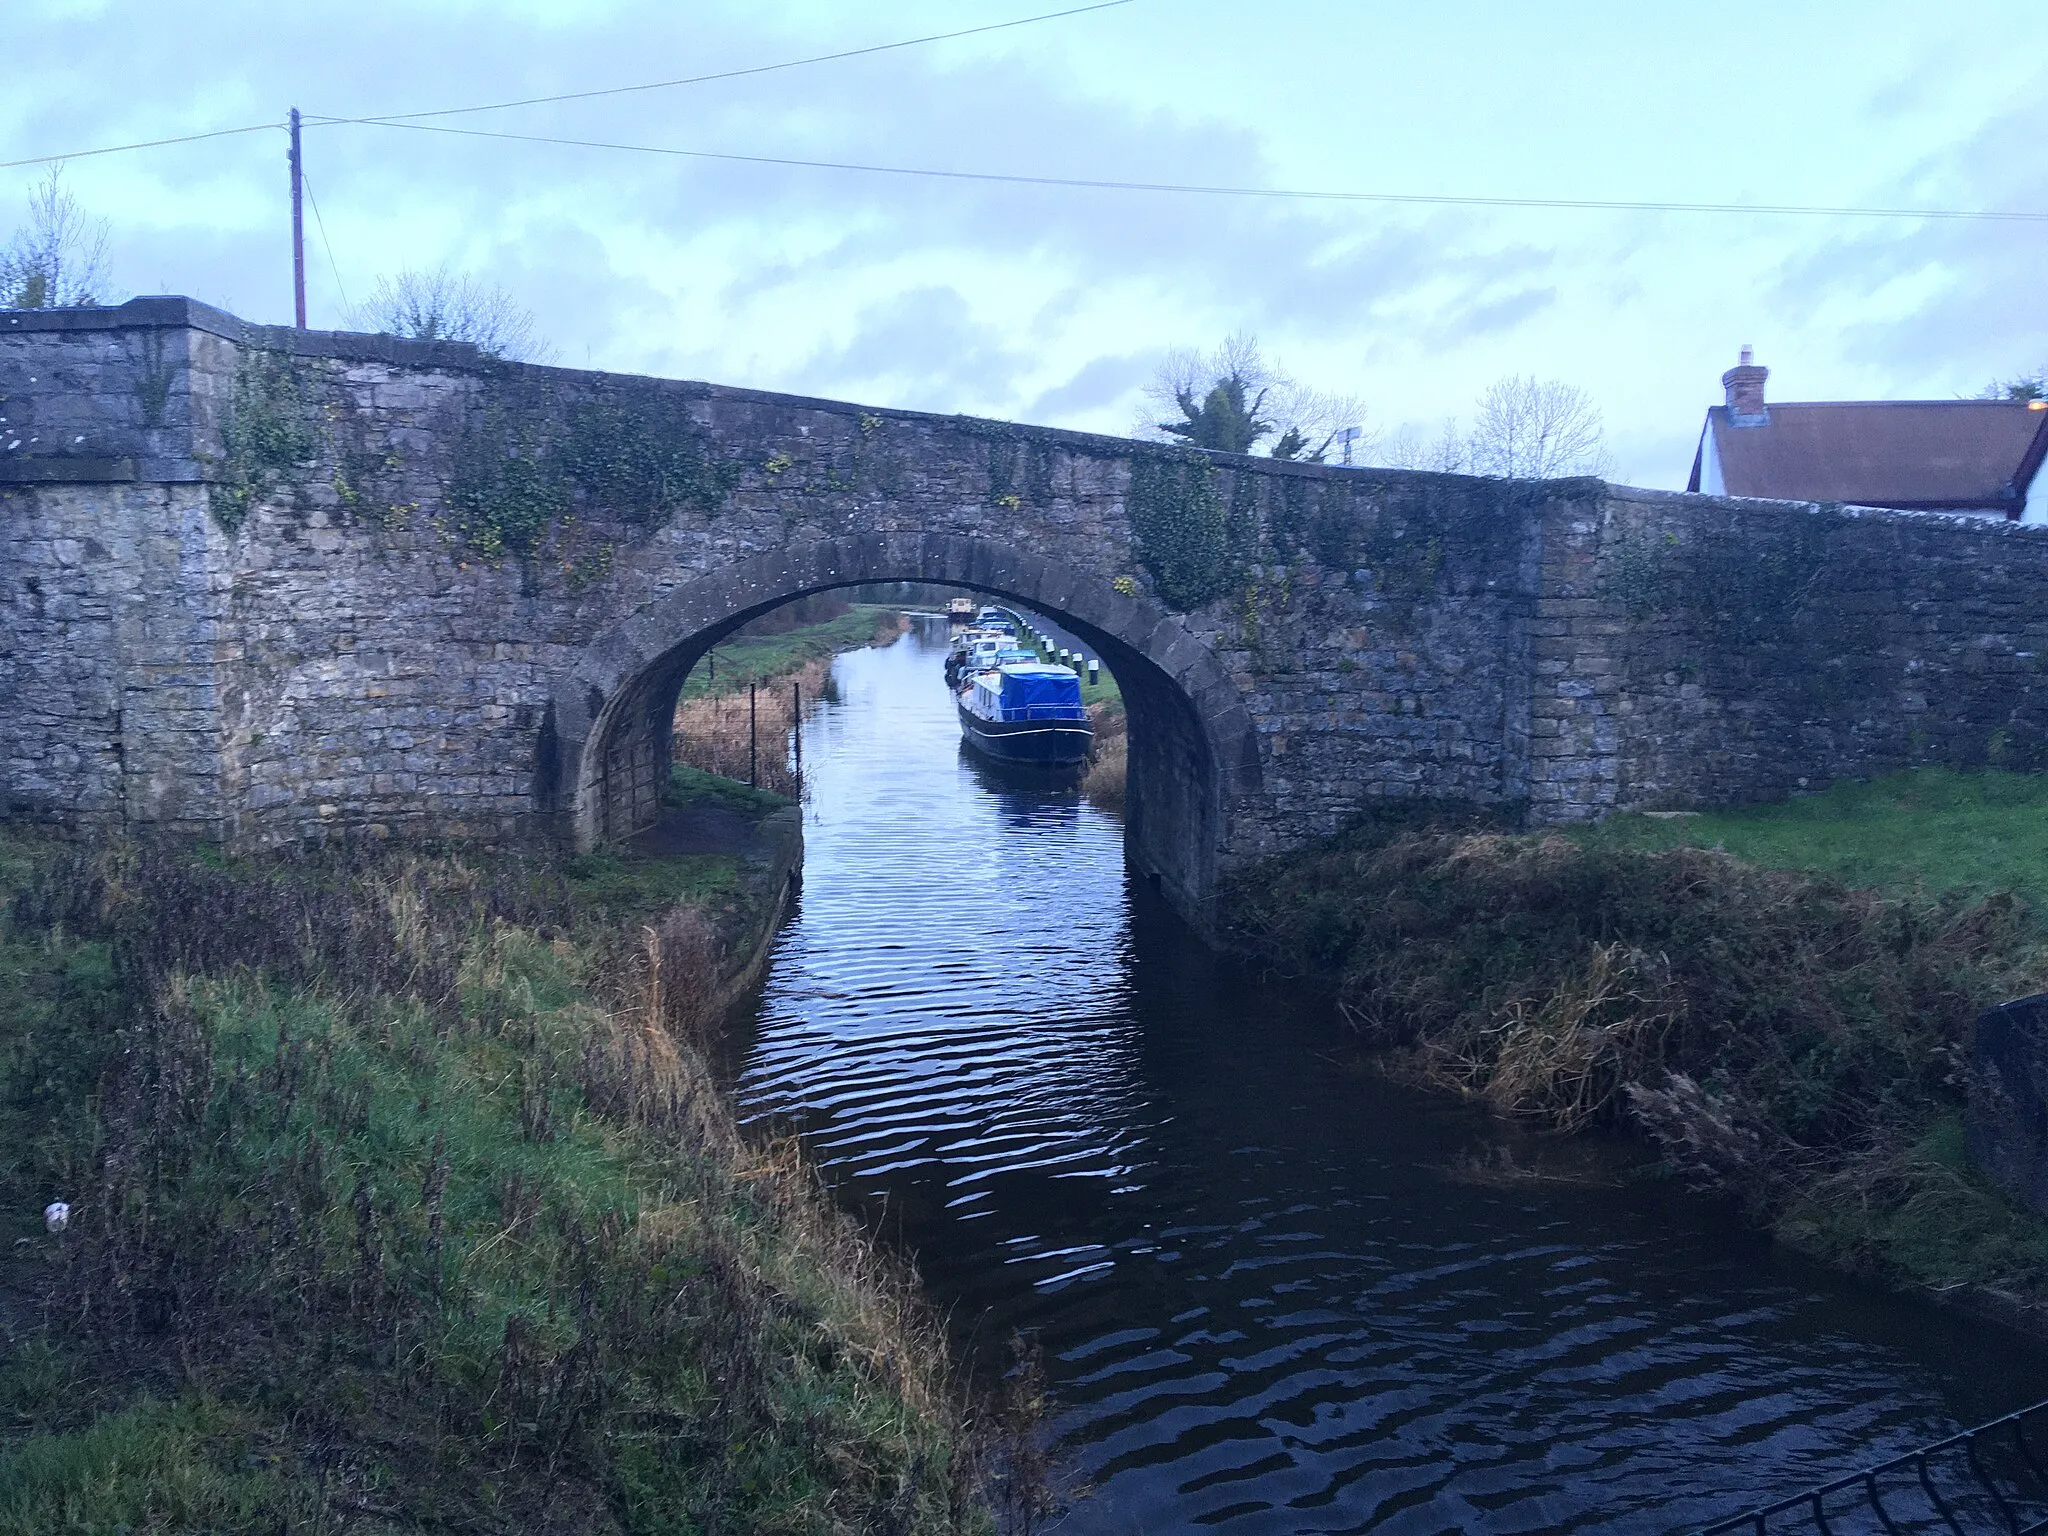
[551,533,1262,911]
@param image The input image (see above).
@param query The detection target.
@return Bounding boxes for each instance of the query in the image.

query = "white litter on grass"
[44,1201,70,1233]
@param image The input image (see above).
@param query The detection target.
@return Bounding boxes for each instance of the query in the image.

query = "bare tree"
[1142,332,1365,461]
[1,168,111,310]
[1380,418,1469,473]
[1274,383,1373,463]
[1466,375,1609,479]
[351,265,551,362]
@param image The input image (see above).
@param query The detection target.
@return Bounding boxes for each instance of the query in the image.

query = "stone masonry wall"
[1532,488,2048,817]
[7,297,2048,903]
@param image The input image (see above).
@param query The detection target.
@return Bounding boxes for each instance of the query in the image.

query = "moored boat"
[955,662,1093,765]
[943,627,1013,690]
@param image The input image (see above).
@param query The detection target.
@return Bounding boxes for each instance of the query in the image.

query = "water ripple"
[723,620,2044,1534]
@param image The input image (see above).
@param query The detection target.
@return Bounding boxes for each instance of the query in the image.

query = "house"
[1688,348,2048,522]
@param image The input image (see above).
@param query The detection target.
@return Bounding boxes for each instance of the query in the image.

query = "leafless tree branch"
[350,265,553,363]
[1,169,111,310]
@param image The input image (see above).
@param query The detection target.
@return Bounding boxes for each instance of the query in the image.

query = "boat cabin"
[965,663,1087,722]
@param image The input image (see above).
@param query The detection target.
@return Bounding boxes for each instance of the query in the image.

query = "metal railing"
[997,706,1089,723]
[1698,1398,2048,1535]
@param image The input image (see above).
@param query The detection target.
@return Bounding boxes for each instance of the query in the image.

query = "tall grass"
[1081,703,1126,815]
[682,605,906,701]
[0,835,1000,1532]
[1223,802,2048,1296]
[672,610,909,799]
[673,653,833,798]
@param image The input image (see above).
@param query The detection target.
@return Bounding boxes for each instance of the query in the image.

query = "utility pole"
[288,107,307,329]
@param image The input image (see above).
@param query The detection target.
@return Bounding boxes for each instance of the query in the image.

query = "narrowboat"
[956,662,1093,766]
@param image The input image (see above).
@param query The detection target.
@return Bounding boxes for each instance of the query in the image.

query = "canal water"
[725,616,2043,1534]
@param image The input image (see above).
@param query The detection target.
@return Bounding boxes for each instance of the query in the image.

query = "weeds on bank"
[0,834,999,1533]
[670,606,909,802]
[1222,799,2048,1296]
[666,762,794,816]
[1081,704,1126,815]
[564,842,739,926]
[673,654,831,799]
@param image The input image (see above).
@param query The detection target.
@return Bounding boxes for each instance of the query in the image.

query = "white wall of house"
[1697,427,1725,495]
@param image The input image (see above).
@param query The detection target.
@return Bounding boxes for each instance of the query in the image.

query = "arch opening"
[550,536,1262,917]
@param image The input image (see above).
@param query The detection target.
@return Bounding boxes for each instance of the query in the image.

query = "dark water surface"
[726,618,2043,1534]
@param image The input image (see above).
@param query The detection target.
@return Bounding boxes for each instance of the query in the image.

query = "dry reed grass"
[671,610,908,797]
[1223,805,2037,1236]
[672,652,833,797]
[1081,703,1126,814]
[1393,940,1682,1131]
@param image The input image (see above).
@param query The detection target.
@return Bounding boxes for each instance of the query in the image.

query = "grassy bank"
[682,605,907,701]
[675,608,909,799]
[1579,769,2048,911]
[0,829,993,1533]
[1220,773,2048,1306]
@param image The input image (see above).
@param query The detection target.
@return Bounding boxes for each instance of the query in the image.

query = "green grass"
[1578,768,2048,913]
[0,1396,334,1536]
[565,843,739,923]
[681,605,901,699]
[0,833,988,1533]
[1081,665,1122,714]
[1783,1116,2048,1292]
[665,761,794,815]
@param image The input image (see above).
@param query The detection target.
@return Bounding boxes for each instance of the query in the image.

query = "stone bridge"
[7,297,2048,919]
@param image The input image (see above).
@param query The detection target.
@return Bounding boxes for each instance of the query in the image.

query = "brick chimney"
[1722,345,1769,425]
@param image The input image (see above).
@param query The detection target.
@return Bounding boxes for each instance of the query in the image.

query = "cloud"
[5,1,2043,488]
[791,284,1032,412]
[1760,94,2048,395]
[1023,352,1150,424]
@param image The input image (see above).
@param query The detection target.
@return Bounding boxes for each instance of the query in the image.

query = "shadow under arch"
[550,533,1263,916]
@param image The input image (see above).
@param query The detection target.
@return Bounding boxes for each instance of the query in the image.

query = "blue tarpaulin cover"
[996,665,1084,720]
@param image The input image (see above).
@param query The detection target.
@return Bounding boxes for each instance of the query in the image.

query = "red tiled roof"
[1692,400,2048,512]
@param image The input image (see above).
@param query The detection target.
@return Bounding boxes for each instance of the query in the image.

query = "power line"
[3,0,2039,231]
[299,169,350,317]
[347,119,2048,224]
[0,2,1131,174]
[305,0,1134,128]
[0,121,282,173]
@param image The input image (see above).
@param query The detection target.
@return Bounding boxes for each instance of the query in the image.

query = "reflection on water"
[728,617,2045,1534]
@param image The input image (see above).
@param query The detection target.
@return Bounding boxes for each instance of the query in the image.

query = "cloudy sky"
[7,0,2044,486]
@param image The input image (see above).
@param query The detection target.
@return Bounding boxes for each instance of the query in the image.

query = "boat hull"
[955,700,1093,765]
